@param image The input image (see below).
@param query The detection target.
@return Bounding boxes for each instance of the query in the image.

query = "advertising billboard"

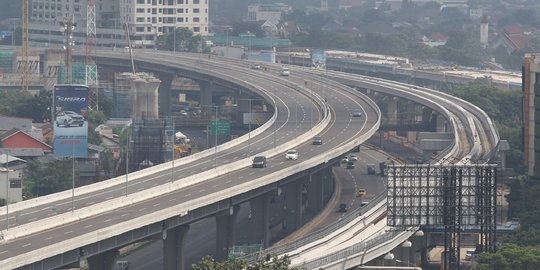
[53,84,89,157]
[310,50,327,70]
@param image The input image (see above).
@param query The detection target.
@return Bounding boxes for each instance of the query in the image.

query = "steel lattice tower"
[86,0,98,110]
[21,0,29,91]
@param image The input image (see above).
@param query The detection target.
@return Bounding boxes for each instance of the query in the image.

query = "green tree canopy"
[23,158,78,198]
[157,27,205,52]
[192,254,303,270]
[475,244,540,270]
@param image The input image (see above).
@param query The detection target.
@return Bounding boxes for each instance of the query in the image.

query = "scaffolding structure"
[387,164,497,270]
[131,118,174,171]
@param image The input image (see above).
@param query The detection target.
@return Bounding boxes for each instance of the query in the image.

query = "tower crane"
[21,0,28,91]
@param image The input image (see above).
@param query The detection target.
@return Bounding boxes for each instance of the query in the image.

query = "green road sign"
[210,120,230,136]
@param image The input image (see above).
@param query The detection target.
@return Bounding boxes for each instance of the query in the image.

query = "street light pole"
[5,154,9,231]
[125,134,129,196]
[71,141,75,212]
[248,99,251,156]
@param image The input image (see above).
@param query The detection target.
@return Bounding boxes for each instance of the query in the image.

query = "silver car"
[56,111,84,127]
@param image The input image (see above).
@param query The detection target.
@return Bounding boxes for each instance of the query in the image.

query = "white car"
[349,154,358,161]
[285,149,299,160]
[56,111,84,127]
[280,67,290,76]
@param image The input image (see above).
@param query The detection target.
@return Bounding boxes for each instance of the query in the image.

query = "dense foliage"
[22,158,78,198]
[0,90,51,122]
[192,254,303,270]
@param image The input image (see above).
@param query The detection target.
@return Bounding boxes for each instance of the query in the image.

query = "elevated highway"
[241,68,500,269]
[0,51,381,269]
[0,50,499,270]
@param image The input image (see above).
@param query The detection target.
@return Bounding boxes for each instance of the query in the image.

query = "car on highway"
[341,156,349,163]
[349,154,358,161]
[280,67,290,76]
[346,161,355,169]
[312,136,322,145]
[285,149,299,160]
[352,110,362,117]
[337,203,347,212]
[251,64,261,70]
[252,156,267,168]
[56,111,84,127]
[367,164,376,174]
[357,189,366,196]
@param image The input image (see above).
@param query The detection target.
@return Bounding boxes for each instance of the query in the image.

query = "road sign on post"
[210,120,230,136]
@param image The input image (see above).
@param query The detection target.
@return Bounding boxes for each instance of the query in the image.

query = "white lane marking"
[226,180,232,183]
[0,250,8,255]
[169,198,177,202]
[22,243,31,248]
[212,184,219,188]
[201,167,208,170]
[84,224,93,229]
[249,172,255,175]
[65,231,73,235]
[199,189,206,193]
[184,193,191,197]
[44,237,53,241]
[121,213,129,217]
[106,196,114,200]
[139,208,146,212]
[238,176,244,179]
[153,203,161,207]
[28,218,37,222]
[104,219,113,223]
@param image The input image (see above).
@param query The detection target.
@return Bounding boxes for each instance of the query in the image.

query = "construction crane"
[86,0,98,110]
[21,0,28,91]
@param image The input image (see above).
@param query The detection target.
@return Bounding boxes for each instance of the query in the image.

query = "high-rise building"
[523,53,540,178]
[28,0,209,48]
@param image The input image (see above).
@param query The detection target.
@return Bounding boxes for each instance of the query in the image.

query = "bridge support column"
[436,113,447,132]
[307,172,324,213]
[87,249,119,270]
[407,101,418,142]
[215,205,240,260]
[284,181,302,235]
[199,81,214,107]
[163,224,190,270]
[158,73,174,116]
[248,193,271,247]
[387,97,398,136]
[323,167,334,202]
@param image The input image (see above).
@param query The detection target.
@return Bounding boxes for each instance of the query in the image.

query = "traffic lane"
[3,74,312,228]
[0,99,369,263]
[1,67,380,262]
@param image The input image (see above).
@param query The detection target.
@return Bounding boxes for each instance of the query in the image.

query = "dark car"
[346,161,355,169]
[312,136,322,145]
[252,156,267,168]
[337,203,347,212]
[352,110,362,117]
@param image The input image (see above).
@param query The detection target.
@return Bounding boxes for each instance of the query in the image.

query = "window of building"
[193,8,199,13]
[193,17,199,22]
[137,0,144,3]
[136,27,145,32]
[177,17,184,22]
[193,0,199,3]
[136,17,144,22]
[136,8,144,13]
[194,27,200,32]
[177,0,184,4]
[177,8,183,13]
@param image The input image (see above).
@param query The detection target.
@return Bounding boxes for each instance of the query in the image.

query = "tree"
[87,110,107,126]
[157,27,202,52]
[23,158,77,198]
[475,244,540,270]
[191,254,303,270]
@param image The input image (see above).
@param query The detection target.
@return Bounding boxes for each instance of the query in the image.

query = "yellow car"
[357,189,366,196]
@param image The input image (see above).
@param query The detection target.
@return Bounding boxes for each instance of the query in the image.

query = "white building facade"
[28,0,209,48]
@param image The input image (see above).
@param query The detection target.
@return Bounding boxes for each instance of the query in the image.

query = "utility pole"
[61,16,76,84]
[21,0,29,91]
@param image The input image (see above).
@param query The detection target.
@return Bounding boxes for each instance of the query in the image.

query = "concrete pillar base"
[87,249,119,270]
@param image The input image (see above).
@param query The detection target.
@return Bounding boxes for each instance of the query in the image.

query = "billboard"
[53,84,89,157]
[310,50,327,70]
